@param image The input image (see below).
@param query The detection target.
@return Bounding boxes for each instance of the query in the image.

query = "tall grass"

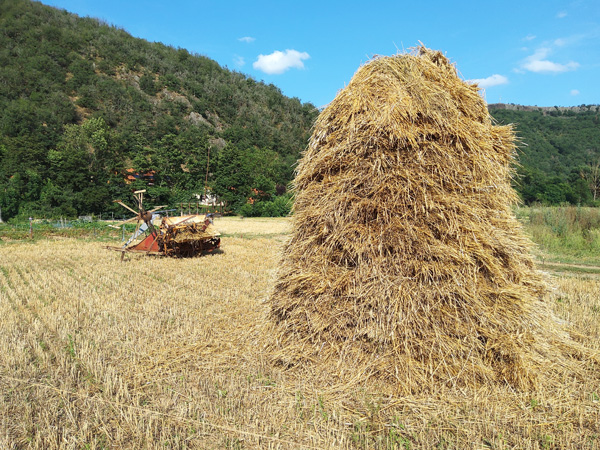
[516,205,600,265]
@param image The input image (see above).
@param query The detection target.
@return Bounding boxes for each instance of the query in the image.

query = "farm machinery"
[107,190,221,259]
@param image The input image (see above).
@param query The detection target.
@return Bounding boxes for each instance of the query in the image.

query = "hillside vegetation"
[0,0,599,221]
[0,0,318,220]
[489,104,600,205]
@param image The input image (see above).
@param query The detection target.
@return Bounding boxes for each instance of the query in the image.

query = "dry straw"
[267,47,597,394]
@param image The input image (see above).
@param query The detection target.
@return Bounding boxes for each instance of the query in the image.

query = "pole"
[29,217,33,239]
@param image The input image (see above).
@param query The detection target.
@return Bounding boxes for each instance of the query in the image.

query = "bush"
[238,195,292,217]
[522,205,600,262]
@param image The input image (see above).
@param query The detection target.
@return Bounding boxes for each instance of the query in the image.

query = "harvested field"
[0,216,599,449]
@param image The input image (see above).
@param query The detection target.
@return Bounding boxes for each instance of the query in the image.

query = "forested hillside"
[0,0,318,220]
[1,0,599,221]
[489,104,600,205]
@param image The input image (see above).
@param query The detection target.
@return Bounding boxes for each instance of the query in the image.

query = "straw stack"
[267,47,581,393]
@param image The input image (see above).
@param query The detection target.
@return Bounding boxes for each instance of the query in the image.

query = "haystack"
[267,47,586,393]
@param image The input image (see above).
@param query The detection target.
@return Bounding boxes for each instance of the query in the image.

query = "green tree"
[0,172,23,219]
[139,73,158,96]
[48,117,112,215]
[211,143,252,211]
[67,58,95,90]
[582,159,600,202]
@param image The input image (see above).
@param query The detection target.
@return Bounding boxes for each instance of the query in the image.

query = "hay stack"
[268,47,577,393]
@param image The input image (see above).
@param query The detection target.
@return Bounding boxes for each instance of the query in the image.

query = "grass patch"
[516,205,600,267]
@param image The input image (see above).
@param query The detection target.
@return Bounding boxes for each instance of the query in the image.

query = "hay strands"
[266,46,599,394]
[106,190,221,259]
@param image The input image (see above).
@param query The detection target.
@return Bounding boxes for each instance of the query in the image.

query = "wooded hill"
[0,0,318,220]
[489,104,600,206]
[0,0,599,221]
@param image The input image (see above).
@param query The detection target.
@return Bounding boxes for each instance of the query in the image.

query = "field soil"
[1,217,599,449]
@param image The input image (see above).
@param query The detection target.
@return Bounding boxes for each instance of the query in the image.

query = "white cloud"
[469,74,509,88]
[571,89,580,96]
[233,55,245,67]
[557,11,567,18]
[523,34,536,41]
[521,48,579,73]
[253,49,310,75]
[238,36,255,43]
[523,59,579,72]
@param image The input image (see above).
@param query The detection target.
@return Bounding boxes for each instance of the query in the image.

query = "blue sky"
[40,0,600,108]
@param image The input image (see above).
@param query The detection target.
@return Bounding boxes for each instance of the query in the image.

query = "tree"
[67,58,95,90]
[139,73,158,96]
[210,143,251,210]
[582,158,600,202]
[0,172,23,219]
[48,117,112,215]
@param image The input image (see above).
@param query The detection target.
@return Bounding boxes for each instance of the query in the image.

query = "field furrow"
[1,217,599,449]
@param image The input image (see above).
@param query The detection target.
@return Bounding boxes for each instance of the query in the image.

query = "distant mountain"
[488,104,600,205]
[0,0,319,219]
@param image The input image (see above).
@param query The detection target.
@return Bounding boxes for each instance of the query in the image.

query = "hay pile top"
[162,215,221,242]
[267,47,584,393]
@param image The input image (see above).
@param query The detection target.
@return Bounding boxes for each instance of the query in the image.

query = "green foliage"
[211,144,288,212]
[139,73,158,96]
[490,106,600,206]
[517,205,600,265]
[0,0,318,220]
[238,194,292,217]
[67,58,95,90]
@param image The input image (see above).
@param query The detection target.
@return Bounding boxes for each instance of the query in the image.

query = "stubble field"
[0,216,599,449]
